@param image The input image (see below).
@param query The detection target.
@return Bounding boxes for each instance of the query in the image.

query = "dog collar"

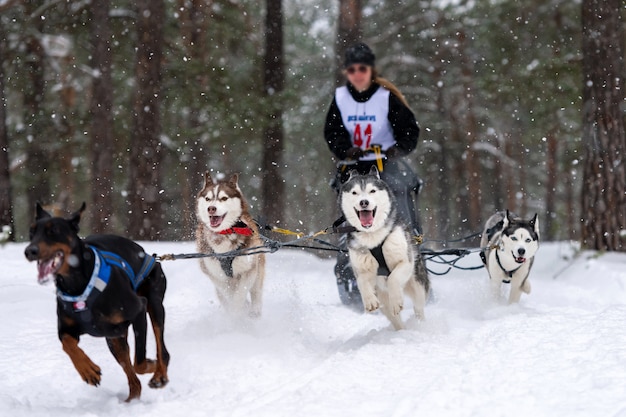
[218,221,254,236]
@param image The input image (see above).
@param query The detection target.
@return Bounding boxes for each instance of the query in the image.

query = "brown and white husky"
[195,172,265,317]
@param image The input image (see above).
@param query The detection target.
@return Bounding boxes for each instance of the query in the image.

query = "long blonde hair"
[372,69,412,110]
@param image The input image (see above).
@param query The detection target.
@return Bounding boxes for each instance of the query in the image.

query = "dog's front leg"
[386,261,412,316]
[61,334,102,386]
[225,275,250,317]
[490,276,503,301]
[356,271,379,312]
[508,284,523,304]
[508,273,531,303]
[147,313,170,389]
[142,262,170,389]
[350,251,379,312]
[106,334,142,402]
[133,297,156,375]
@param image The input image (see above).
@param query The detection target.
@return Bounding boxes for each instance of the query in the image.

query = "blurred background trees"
[0,0,622,251]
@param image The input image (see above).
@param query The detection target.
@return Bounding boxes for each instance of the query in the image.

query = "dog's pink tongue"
[37,259,56,284]
[358,210,374,228]
[209,215,224,228]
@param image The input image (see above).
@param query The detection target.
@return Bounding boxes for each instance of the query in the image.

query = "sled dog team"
[24,167,539,401]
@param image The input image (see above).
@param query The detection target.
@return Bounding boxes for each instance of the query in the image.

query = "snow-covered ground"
[1,240,625,417]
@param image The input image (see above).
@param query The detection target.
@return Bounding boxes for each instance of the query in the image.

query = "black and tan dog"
[24,203,169,402]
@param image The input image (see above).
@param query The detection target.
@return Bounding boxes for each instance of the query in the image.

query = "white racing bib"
[335,86,395,161]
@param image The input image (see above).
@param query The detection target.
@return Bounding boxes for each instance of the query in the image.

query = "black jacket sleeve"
[323,97,353,160]
[387,94,420,156]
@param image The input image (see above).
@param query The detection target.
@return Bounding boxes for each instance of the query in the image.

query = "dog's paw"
[388,292,404,315]
[362,294,380,312]
[390,302,404,316]
[149,373,169,389]
[522,280,531,294]
[78,362,102,386]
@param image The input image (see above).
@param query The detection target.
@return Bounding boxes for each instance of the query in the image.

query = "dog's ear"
[35,202,51,221]
[67,201,87,233]
[228,173,240,189]
[369,165,380,179]
[203,171,214,188]
[347,170,359,181]
[68,202,86,233]
[502,209,512,229]
[530,213,539,236]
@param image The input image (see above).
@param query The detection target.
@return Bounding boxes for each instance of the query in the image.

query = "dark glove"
[346,147,365,160]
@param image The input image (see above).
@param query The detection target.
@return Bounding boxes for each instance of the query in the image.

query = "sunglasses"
[346,65,369,75]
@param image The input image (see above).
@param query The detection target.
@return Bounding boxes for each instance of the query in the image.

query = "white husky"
[196,172,265,317]
[339,167,430,330]
[480,210,540,303]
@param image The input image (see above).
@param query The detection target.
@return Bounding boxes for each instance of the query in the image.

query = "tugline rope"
[154,229,345,262]
[154,221,490,275]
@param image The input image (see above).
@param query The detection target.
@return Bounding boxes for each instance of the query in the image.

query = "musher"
[323,42,424,308]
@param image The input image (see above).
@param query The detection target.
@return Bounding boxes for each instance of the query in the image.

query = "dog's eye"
[352,191,357,195]
[511,236,518,241]
[525,238,531,243]
[205,197,210,202]
[370,189,376,194]
[220,196,228,202]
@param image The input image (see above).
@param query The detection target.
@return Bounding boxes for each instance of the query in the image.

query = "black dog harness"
[57,246,155,322]
[495,249,523,284]
[215,221,255,277]
[369,243,391,276]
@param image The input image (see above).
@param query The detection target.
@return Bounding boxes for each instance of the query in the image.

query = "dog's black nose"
[359,199,369,208]
[517,248,526,256]
[24,244,40,261]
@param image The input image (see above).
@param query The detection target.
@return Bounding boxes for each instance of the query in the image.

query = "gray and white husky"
[196,172,265,317]
[339,167,430,330]
[480,210,539,303]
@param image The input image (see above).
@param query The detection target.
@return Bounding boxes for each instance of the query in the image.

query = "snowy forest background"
[0,0,624,249]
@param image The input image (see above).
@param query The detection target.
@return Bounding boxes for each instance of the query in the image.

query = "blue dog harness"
[57,246,155,320]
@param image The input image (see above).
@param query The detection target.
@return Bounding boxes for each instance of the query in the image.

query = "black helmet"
[344,42,375,68]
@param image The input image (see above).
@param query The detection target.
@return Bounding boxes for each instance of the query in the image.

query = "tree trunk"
[334,0,362,86]
[179,0,210,238]
[544,129,558,240]
[458,30,481,232]
[56,55,76,214]
[24,1,50,212]
[89,0,114,233]
[261,0,285,225]
[127,0,165,240]
[0,26,13,240]
[580,0,626,251]
[504,134,516,212]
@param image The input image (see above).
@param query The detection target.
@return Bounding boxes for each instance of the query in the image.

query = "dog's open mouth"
[209,213,225,228]
[356,208,376,229]
[37,250,64,285]
[512,252,526,264]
